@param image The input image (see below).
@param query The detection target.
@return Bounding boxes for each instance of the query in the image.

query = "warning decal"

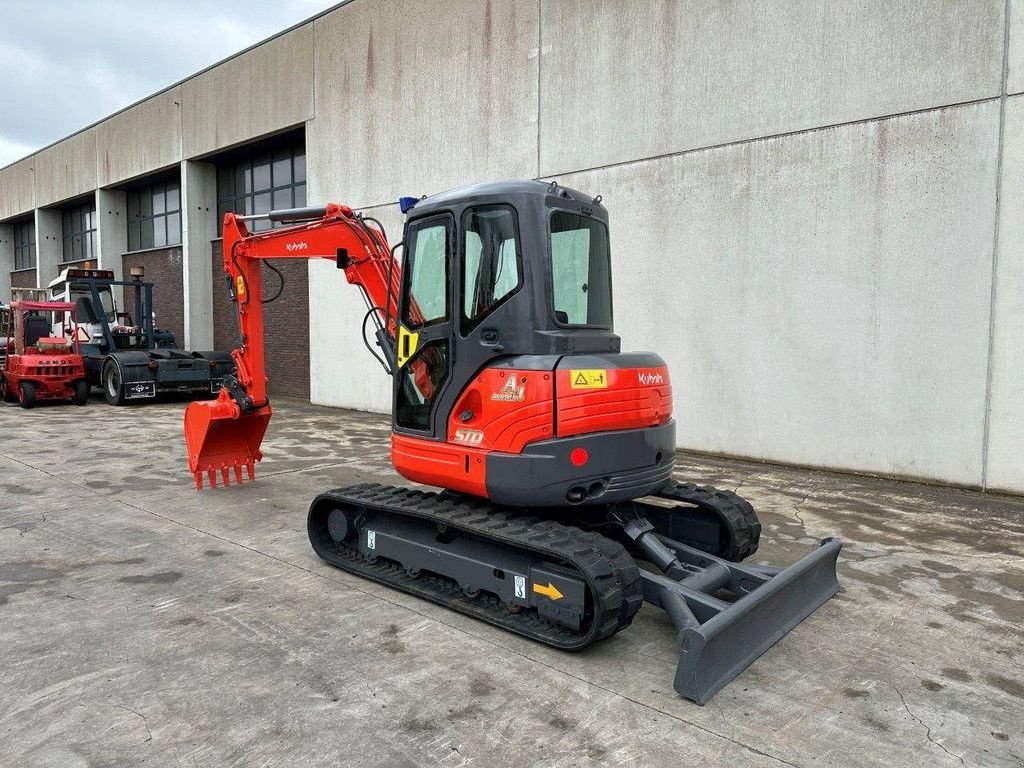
[570,369,608,389]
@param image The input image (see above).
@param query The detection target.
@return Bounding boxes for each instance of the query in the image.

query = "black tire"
[19,381,36,409]
[73,380,89,406]
[103,360,126,406]
[0,376,15,403]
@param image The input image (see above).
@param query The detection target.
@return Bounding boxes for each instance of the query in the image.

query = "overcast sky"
[0,0,339,167]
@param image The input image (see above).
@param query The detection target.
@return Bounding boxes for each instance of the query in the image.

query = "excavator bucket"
[184,391,272,489]
[642,537,842,704]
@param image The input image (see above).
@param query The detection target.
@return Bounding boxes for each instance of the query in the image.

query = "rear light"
[570,448,588,467]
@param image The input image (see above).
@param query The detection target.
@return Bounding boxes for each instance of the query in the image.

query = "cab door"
[392,213,455,438]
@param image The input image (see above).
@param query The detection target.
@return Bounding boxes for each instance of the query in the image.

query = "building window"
[216,145,306,233]
[62,202,97,264]
[13,220,35,271]
[127,179,182,251]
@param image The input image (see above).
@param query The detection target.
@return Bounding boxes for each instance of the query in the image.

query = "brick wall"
[211,240,310,399]
[10,269,37,289]
[122,247,185,348]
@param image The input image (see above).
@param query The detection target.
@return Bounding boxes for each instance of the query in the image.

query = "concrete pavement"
[1,396,1022,767]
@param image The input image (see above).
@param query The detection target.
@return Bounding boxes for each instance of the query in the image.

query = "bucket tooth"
[234,464,243,485]
[246,461,255,481]
[193,471,203,490]
[207,468,217,488]
[221,466,230,486]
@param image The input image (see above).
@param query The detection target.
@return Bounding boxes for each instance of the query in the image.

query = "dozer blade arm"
[642,537,842,704]
[183,204,400,489]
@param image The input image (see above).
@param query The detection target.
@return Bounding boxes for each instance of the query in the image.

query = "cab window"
[401,218,450,329]
[461,206,521,334]
[549,211,612,327]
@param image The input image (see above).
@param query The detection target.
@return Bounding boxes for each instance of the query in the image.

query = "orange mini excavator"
[183,180,841,704]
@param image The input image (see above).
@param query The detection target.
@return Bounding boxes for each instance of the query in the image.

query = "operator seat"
[23,314,49,348]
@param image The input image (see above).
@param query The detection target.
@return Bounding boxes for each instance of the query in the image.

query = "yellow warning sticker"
[570,369,608,389]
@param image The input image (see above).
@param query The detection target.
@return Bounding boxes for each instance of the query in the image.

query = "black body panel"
[485,420,676,507]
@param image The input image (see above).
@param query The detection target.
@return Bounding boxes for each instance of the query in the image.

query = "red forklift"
[0,300,89,408]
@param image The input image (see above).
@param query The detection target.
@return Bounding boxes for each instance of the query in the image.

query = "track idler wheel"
[326,507,360,544]
[642,483,762,562]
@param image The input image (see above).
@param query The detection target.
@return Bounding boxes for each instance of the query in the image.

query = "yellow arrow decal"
[532,582,563,600]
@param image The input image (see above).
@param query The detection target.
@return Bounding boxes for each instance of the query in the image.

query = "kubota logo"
[638,371,664,386]
[285,242,308,252]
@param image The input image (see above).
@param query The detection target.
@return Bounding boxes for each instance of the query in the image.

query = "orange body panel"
[556,365,672,438]
[446,369,554,453]
[391,433,488,497]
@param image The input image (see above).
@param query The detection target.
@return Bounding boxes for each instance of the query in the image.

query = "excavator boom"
[183,203,399,488]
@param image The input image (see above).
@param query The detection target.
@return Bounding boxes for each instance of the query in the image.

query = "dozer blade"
[642,538,841,705]
[183,391,271,489]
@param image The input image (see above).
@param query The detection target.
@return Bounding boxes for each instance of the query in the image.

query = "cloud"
[0,135,38,167]
[0,0,338,166]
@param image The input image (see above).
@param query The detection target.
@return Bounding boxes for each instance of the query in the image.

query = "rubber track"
[308,483,644,651]
[649,482,762,561]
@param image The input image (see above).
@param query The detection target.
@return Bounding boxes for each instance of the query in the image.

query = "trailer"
[45,267,234,405]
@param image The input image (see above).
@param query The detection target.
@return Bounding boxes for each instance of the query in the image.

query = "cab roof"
[409,179,604,217]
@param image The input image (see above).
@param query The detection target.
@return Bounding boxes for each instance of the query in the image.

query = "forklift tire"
[73,380,89,406]
[19,381,36,409]
[103,361,126,406]
[0,377,15,403]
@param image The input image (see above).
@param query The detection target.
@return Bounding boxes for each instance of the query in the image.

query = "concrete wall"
[97,88,183,187]
[181,160,216,350]
[182,24,313,158]
[985,94,1024,493]
[308,0,538,209]
[539,0,1005,175]
[0,224,12,302]
[308,203,401,412]
[558,103,999,486]
[1010,0,1024,95]
[0,158,34,221]
[305,0,1022,492]
[96,189,127,282]
[1,0,1020,492]
[34,208,62,289]
[33,129,98,207]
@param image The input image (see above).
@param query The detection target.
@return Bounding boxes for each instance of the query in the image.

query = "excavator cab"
[388,181,675,507]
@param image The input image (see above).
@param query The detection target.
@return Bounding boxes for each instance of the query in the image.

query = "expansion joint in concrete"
[536,0,543,180]
[540,95,1003,181]
[980,0,1013,491]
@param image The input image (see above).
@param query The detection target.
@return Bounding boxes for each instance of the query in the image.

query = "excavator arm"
[184,204,400,489]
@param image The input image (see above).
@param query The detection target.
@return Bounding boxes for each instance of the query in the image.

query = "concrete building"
[1,0,1021,493]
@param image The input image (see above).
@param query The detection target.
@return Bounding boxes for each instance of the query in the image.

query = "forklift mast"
[48,268,160,351]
